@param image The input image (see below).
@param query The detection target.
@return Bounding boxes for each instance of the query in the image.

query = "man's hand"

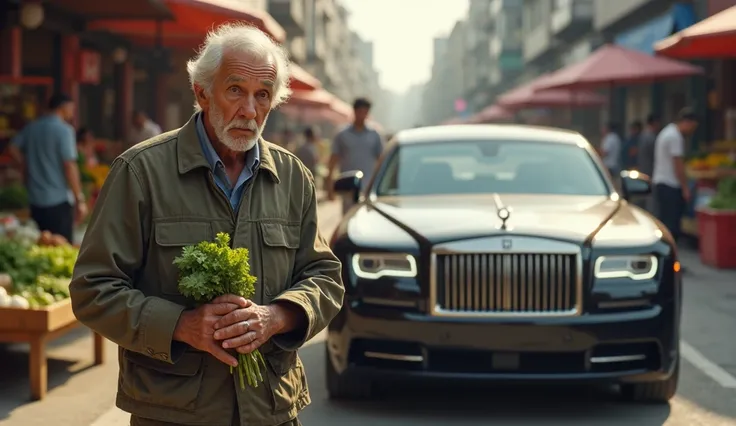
[75,201,89,223]
[213,302,288,354]
[173,294,250,366]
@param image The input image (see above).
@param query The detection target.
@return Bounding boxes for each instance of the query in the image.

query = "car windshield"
[375,140,609,196]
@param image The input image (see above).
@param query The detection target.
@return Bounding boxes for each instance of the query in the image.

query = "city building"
[420,20,468,124]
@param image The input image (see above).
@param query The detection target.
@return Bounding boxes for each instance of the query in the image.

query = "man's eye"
[228,86,241,93]
[258,91,270,99]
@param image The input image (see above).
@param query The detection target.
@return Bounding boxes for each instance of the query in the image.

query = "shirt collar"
[195,112,260,173]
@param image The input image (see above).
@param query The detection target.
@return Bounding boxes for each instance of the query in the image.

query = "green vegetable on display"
[173,232,264,389]
[709,177,736,210]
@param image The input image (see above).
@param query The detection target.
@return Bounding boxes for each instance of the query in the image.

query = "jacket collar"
[176,114,279,183]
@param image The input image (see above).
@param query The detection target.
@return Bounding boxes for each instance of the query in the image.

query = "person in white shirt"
[651,107,699,243]
[600,122,622,177]
[129,110,162,147]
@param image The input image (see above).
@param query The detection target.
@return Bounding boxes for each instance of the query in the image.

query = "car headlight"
[352,253,417,279]
[594,255,658,280]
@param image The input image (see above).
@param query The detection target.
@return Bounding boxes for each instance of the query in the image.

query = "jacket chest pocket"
[153,221,213,296]
[259,222,300,302]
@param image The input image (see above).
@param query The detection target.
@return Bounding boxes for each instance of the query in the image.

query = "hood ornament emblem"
[493,194,512,231]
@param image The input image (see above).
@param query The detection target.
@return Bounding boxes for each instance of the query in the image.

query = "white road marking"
[681,340,736,389]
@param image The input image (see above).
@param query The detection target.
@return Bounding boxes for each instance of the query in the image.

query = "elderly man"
[70,23,344,426]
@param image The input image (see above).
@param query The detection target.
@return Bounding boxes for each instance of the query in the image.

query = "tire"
[325,347,372,400]
[620,359,679,403]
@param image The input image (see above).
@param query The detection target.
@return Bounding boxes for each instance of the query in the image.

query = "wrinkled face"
[354,106,369,124]
[196,50,276,152]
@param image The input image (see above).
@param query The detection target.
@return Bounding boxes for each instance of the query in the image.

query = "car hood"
[361,194,625,244]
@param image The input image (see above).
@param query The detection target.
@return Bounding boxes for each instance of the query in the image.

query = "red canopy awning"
[535,44,703,92]
[88,0,286,45]
[279,89,352,125]
[497,74,606,110]
[655,5,736,58]
[468,105,514,123]
[289,64,321,91]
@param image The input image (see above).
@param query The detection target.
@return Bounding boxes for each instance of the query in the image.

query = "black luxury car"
[326,124,682,403]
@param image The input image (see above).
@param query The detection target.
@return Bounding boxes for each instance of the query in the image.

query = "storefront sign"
[78,50,101,85]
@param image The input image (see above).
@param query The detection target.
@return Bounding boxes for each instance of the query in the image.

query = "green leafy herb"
[173,232,265,389]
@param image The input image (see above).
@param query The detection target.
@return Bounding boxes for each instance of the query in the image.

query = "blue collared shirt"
[195,113,260,211]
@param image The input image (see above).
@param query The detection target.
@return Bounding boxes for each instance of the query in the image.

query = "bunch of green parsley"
[174,232,266,389]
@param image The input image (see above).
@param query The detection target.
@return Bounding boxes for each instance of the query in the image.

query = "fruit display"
[0,224,78,309]
[687,152,735,171]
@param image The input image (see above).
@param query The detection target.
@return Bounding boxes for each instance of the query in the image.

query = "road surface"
[1,200,735,426]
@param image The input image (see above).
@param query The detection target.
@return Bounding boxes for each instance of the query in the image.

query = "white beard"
[209,104,267,152]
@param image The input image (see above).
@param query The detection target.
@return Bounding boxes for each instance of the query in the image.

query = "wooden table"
[0,298,105,400]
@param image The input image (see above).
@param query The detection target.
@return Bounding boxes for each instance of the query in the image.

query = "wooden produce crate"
[0,298,105,400]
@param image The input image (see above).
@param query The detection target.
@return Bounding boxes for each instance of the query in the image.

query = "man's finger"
[214,307,255,329]
[208,302,243,316]
[209,344,238,367]
[222,331,257,349]
[212,294,250,307]
[235,339,262,354]
[213,321,251,341]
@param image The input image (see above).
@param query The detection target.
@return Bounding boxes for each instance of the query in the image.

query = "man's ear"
[194,84,209,110]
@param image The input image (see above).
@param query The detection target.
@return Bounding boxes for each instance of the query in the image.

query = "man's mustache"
[226,120,258,131]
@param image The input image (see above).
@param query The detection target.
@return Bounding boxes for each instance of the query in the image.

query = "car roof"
[394,124,587,146]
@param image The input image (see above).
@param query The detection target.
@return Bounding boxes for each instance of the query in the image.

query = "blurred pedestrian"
[295,126,320,179]
[326,97,384,212]
[600,122,622,178]
[129,110,162,147]
[76,127,99,168]
[69,23,342,426]
[6,93,88,242]
[622,121,642,171]
[637,113,661,177]
[652,107,699,247]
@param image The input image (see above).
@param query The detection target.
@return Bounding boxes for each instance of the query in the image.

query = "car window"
[375,140,609,196]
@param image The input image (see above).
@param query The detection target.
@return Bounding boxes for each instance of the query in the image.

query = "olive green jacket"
[70,115,344,426]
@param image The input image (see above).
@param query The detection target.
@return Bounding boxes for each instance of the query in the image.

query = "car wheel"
[325,347,372,400]
[621,358,679,403]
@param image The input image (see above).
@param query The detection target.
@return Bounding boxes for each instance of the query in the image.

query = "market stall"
[681,142,736,240]
[696,172,736,269]
[0,218,105,400]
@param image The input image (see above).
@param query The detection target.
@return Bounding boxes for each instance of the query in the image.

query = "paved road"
[1,200,735,425]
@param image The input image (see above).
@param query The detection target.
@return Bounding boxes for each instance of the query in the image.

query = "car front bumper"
[326,301,679,384]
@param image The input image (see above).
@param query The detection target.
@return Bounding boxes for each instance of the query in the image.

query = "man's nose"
[238,97,258,120]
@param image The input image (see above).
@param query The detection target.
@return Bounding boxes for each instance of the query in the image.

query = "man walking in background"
[600,122,622,178]
[326,97,383,213]
[295,126,321,180]
[622,121,642,171]
[7,93,88,242]
[638,114,661,177]
[652,107,698,249]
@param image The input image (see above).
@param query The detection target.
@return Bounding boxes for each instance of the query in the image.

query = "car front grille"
[431,252,581,317]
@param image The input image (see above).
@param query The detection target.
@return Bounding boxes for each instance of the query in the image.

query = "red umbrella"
[468,105,514,123]
[535,44,703,91]
[655,5,736,59]
[497,74,606,110]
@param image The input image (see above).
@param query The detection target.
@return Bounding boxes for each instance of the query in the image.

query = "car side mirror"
[620,170,651,199]
[333,170,364,203]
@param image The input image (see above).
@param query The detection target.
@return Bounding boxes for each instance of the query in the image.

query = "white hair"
[187,23,292,111]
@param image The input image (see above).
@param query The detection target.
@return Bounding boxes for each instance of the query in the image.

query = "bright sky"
[342,0,469,94]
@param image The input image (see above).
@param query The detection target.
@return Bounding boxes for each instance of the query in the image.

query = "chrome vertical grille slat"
[432,252,580,317]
